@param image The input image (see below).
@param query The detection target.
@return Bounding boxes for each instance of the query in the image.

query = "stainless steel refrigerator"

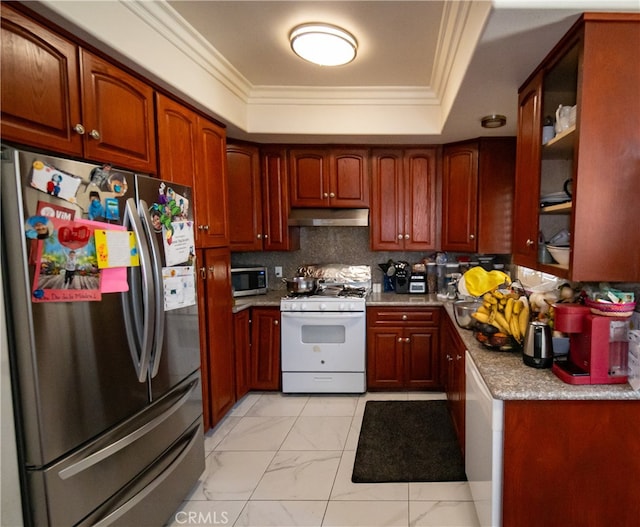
[1,144,204,526]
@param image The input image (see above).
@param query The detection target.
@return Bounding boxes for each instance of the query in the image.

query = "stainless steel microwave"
[231,266,268,297]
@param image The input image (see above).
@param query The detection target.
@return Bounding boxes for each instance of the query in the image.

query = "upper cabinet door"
[261,148,300,252]
[330,149,370,207]
[1,5,83,156]
[288,149,328,207]
[442,143,478,253]
[80,50,157,173]
[370,150,404,250]
[403,148,438,251]
[512,72,543,269]
[196,117,229,248]
[156,93,198,188]
[227,143,263,251]
[289,147,369,207]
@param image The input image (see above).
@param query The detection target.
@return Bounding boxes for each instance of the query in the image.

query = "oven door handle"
[281,312,364,319]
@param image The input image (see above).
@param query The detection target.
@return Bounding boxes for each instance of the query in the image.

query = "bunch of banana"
[471,289,530,344]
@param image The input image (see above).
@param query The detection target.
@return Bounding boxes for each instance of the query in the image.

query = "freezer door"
[1,147,150,467]
[27,373,203,527]
[134,175,201,400]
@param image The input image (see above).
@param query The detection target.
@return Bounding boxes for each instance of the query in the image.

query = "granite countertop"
[441,303,640,401]
[232,290,284,313]
[230,290,640,401]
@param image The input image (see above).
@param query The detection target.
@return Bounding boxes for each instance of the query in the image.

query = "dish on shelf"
[540,191,571,207]
[546,245,570,266]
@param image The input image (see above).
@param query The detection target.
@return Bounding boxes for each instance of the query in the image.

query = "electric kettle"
[523,321,553,368]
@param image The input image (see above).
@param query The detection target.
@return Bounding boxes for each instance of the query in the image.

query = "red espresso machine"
[553,304,629,385]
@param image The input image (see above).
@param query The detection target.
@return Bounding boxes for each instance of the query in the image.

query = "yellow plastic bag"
[463,267,510,297]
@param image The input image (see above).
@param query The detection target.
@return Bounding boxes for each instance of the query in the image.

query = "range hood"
[288,208,369,227]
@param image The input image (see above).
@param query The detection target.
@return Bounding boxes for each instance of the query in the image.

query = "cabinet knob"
[526,238,535,247]
[89,129,101,140]
[198,225,209,231]
[199,267,206,279]
[207,266,215,278]
[402,314,408,320]
[264,234,268,239]
[469,234,475,240]
[456,354,462,360]
[329,192,335,198]
[447,355,453,361]
[323,192,329,198]
[274,320,279,326]
[397,337,403,343]
[73,123,86,135]
[404,234,410,240]
[405,337,410,343]
[257,234,262,239]
[398,234,403,240]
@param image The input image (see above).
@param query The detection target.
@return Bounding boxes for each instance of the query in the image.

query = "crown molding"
[127,0,467,109]
[125,0,253,101]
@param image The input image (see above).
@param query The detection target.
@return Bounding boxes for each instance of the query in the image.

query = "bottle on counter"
[427,263,437,294]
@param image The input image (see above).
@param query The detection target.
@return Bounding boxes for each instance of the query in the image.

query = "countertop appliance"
[466,352,504,527]
[522,321,553,368]
[392,261,410,294]
[1,145,204,526]
[409,272,427,294]
[552,304,629,385]
[231,265,267,297]
[280,265,370,393]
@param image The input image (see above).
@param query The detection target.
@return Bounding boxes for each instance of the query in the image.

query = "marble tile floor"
[167,392,480,527]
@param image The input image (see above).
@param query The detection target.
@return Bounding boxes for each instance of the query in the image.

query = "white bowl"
[546,245,570,266]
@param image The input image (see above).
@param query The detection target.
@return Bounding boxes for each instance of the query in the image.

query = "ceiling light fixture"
[290,23,357,66]
[481,114,507,128]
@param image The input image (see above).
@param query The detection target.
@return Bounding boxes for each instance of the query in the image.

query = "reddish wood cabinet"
[367,308,440,390]
[513,14,640,281]
[156,93,199,188]
[249,308,281,391]
[233,309,251,401]
[502,400,640,525]
[1,5,82,156]
[512,72,543,269]
[1,5,156,173]
[289,147,369,208]
[196,248,235,428]
[440,313,465,454]
[227,143,263,250]
[156,93,229,249]
[233,307,281,396]
[227,144,299,251]
[79,51,157,173]
[261,147,300,251]
[442,138,515,254]
[370,148,439,251]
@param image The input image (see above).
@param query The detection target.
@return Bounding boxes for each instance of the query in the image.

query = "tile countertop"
[231,291,640,401]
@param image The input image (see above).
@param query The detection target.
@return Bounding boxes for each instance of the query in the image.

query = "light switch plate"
[275,266,283,278]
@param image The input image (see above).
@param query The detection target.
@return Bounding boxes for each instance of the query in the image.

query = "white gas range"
[280,267,370,393]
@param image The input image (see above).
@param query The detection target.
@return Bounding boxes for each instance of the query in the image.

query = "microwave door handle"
[138,199,165,378]
[121,198,153,382]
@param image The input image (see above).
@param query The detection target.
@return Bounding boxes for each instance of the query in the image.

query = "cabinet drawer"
[367,307,440,326]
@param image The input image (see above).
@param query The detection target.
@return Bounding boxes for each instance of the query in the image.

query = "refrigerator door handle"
[58,378,199,480]
[138,199,166,378]
[121,198,154,382]
[84,421,202,527]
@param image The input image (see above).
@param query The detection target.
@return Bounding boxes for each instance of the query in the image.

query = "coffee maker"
[553,304,629,385]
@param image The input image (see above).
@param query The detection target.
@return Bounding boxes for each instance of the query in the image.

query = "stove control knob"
[300,303,307,311]
[339,303,346,311]
[319,303,327,311]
